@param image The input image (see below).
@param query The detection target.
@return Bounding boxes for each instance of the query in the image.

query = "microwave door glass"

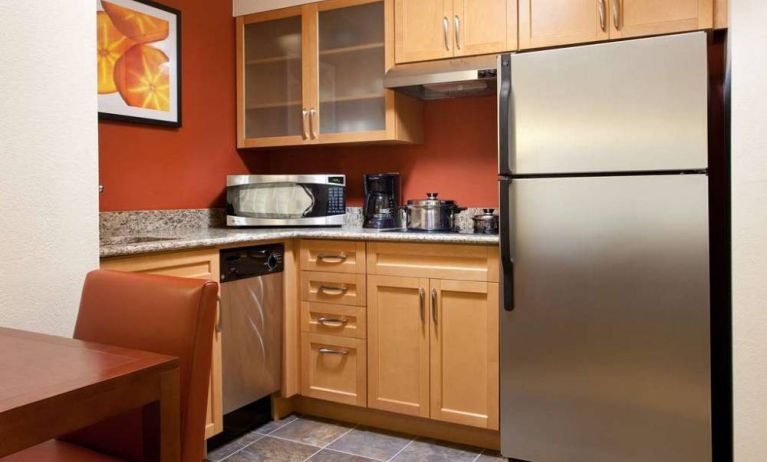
[236,184,315,218]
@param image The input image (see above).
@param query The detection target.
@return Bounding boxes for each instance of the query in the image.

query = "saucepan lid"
[406,192,456,207]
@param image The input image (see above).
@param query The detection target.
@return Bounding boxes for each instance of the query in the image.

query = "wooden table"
[0,327,180,462]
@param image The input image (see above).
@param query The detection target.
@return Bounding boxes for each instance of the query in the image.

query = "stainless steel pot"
[472,208,499,234]
[406,193,465,232]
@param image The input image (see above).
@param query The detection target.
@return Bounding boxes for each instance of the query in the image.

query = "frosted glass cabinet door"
[318,1,386,135]
[242,15,304,140]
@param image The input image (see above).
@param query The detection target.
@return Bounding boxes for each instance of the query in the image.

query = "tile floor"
[206,415,505,462]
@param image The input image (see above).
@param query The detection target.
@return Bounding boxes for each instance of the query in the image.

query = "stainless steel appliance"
[363,173,401,229]
[226,174,346,227]
[405,192,464,232]
[384,54,497,100]
[220,244,283,415]
[498,33,712,462]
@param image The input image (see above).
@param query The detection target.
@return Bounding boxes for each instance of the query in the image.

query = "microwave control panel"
[328,186,346,215]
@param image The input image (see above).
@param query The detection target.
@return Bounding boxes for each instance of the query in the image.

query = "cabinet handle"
[598,0,606,32]
[454,15,462,50]
[611,0,621,30]
[317,253,347,264]
[318,285,348,296]
[301,108,309,139]
[317,316,349,327]
[431,288,438,325]
[216,295,222,333]
[419,287,425,323]
[309,107,318,139]
[319,347,349,356]
[442,16,450,51]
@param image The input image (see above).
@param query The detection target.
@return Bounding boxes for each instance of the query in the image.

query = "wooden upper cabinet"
[453,0,517,56]
[395,0,453,63]
[519,0,609,50]
[237,0,422,148]
[429,280,499,430]
[610,0,714,39]
[395,0,516,64]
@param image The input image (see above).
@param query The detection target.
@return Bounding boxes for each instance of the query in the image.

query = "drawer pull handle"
[317,316,349,327]
[317,253,347,264]
[319,347,349,356]
[318,285,348,296]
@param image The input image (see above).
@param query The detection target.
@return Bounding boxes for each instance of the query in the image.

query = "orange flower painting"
[97,0,180,126]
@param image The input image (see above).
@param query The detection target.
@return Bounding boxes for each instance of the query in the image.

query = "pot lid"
[406,192,456,207]
[472,208,498,221]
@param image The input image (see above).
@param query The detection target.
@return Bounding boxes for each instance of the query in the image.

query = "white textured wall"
[731,1,767,461]
[0,1,99,336]
[234,0,314,16]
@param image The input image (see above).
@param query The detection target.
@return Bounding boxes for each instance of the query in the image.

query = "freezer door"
[505,32,709,175]
[500,175,711,462]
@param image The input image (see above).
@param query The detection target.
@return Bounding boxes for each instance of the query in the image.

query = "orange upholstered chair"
[1,270,218,462]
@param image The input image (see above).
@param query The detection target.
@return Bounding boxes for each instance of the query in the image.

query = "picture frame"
[97,0,182,127]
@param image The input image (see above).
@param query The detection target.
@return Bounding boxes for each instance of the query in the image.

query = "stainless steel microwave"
[226,175,346,227]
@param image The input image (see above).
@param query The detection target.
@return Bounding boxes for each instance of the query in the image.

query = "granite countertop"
[100,226,499,258]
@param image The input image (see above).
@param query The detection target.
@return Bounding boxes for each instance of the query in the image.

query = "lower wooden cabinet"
[367,275,430,418]
[367,275,499,430]
[301,333,367,407]
[100,249,224,439]
[430,279,499,430]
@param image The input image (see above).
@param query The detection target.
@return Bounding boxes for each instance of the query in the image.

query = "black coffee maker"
[363,173,401,229]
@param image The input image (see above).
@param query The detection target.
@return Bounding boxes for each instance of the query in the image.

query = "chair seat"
[0,440,123,462]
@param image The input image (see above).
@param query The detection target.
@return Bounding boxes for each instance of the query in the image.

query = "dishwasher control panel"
[220,244,284,282]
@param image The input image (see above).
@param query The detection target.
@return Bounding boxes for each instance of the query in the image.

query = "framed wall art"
[97,0,181,127]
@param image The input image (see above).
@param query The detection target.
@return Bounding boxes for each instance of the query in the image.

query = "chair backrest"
[65,269,218,462]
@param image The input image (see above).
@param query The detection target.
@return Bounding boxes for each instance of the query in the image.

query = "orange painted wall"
[98,0,267,212]
[265,96,499,207]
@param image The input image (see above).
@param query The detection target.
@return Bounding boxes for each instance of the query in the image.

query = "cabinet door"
[429,280,499,430]
[519,0,609,49]
[453,0,516,56]
[611,0,713,38]
[237,8,310,148]
[367,275,430,417]
[395,0,453,63]
[317,1,388,141]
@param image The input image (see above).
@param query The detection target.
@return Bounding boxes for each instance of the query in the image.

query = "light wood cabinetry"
[367,275,430,417]
[237,0,422,148]
[301,302,367,339]
[394,0,516,63]
[365,243,499,430]
[519,0,609,49]
[611,0,713,39]
[429,279,499,430]
[301,271,367,306]
[301,333,368,406]
[299,240,366,274]
[100,249,223,439]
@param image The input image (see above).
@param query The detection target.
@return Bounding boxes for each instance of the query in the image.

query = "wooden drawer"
[301,271,366,306]
[301,333,367,407]
[301,302,367,339]
[367,242,499,282]
[300,240,366,274]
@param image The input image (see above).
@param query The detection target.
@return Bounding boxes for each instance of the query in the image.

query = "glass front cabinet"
[236,0,423,148]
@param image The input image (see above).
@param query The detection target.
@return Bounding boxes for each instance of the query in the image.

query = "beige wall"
[731,0,767,460]
[0,1,99,336]
[234,0,314,16]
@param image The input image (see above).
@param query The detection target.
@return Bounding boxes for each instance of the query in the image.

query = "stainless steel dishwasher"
[219,244,283,415]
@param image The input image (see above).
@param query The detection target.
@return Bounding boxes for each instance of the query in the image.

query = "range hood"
[384,55,498,100]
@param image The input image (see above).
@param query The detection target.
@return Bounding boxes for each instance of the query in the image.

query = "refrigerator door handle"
[497,54,513,177]
[499,178,515,311]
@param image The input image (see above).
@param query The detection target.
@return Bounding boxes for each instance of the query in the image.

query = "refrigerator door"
[501,32,709,175]
[500,174,711,462]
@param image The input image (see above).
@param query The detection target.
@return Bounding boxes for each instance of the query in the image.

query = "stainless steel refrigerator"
[498,32,712,462]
